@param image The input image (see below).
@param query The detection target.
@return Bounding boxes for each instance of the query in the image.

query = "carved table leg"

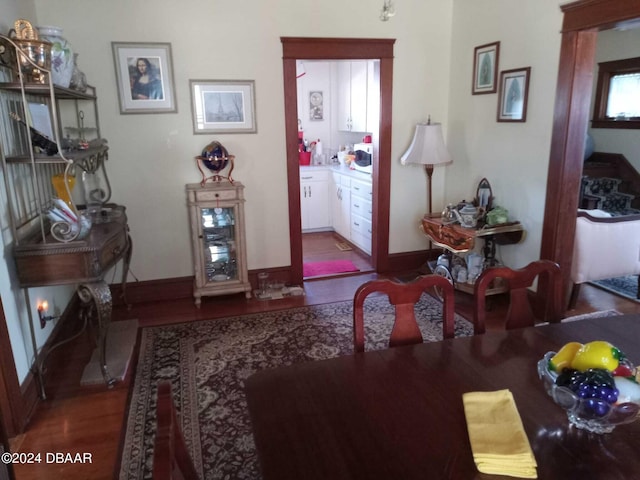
[77,281,116,388]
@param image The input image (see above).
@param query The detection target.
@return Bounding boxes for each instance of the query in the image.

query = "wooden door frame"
[0,297,25,437]
[281,37,395,285]
[541,0,640,299]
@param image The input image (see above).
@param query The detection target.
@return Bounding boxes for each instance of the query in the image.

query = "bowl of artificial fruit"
[537,341,640,434]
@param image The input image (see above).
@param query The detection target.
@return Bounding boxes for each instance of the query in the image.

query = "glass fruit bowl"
[537,351,640,434]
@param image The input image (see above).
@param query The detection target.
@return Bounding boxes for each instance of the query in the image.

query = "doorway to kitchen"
[296,58,378,279]
[281,37,395,286]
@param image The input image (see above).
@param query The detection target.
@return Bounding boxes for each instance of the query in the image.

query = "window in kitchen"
[591,56,640,129]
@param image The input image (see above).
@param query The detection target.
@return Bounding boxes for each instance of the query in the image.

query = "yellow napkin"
[462,389,537,479]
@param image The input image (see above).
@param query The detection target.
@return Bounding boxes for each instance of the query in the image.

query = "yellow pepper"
[549,342,582,372]
[571,340,621,372]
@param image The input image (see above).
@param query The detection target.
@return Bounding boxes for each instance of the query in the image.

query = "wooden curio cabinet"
[187,182,251,306]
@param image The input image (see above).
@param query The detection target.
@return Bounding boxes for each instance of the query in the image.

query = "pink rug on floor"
[303,260,360,277]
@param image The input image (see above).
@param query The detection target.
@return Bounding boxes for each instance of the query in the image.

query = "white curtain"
[606,73,640,118]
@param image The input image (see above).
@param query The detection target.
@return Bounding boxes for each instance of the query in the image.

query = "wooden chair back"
[473,259,562,334]
[153,382,199,480]
[353,275,455,353]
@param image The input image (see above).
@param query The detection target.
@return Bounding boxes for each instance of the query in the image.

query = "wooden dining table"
[245,314,640,479]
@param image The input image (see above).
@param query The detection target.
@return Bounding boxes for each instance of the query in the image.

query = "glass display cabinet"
[187,182,251,306]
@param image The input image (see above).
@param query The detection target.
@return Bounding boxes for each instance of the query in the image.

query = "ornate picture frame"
[497,67,531,123]
[190,79,257,134]
[112,42,177,114]
[472,41,500,95]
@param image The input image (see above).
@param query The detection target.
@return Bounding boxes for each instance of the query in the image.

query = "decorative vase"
[69,53,87,92]
[37,25,74,88]
[51,172,76,208]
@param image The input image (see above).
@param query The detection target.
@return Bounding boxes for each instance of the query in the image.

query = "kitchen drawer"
[351,178,372,199]
[351,196,372,221]
[351,214,372,239]
[300,169,330,182]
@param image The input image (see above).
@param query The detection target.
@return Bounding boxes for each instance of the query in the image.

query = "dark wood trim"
[541,28,598,289]
[281,37,396,284]
[111,276,193,307]
[15,294,84,432]
[385,250,437,273]
[0,298,24,437]
[561,0,640,32]
[541,0,640,304]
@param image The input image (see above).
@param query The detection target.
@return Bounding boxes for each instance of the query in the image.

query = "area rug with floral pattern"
[117,294,474,480]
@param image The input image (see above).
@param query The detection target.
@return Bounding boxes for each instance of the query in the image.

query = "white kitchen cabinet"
[331,172,351,239]
[337,61,368,132]
[350,178,373,254]
[300,169,331,231]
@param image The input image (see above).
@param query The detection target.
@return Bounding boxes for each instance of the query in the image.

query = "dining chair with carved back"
[353,275,456,353]
[472,259,563,334]
[153,381,200,480]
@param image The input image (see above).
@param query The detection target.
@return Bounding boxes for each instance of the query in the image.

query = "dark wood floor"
[10,236,640,479]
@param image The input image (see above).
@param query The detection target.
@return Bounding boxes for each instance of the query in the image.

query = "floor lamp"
[401,119,452,271]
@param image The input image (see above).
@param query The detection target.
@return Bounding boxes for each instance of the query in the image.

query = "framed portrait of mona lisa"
[112,42,177,114]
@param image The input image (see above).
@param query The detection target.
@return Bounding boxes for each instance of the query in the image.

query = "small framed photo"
[112,42,177,114]
[190,79,257,134]
[497,67,531,122]
[309,91,323,120]
[472,41,500,95]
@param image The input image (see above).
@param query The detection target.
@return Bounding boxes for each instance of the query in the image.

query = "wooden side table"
[421,214,525,296]
[13,204,132,398]
[421,213,524,263]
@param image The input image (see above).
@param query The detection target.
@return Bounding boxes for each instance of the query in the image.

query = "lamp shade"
[400,123,452,166]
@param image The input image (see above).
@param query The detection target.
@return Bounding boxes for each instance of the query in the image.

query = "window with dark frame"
[591,56,640,129]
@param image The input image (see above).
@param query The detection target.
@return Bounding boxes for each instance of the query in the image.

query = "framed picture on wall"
[472,41,500,95]
[190,79,257,134]
[497,67,531,122]
[112,42,177,114]
[309,91,323,120]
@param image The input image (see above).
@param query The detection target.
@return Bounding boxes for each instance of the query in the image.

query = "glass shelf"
[200,206,238,282]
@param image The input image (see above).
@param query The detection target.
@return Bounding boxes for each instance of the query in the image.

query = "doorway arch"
[281,37,395,285]
[541,0,640,298]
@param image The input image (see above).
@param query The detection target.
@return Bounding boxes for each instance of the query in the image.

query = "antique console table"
[13,204,132,398]
[421,213,524,261]
[421,213,525,296]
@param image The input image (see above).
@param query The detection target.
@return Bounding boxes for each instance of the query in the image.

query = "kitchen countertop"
[300,164,372,183]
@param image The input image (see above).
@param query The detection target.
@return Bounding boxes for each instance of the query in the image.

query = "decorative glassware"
[81,171,106,219]
[69,53,87,92]
[51,172,76,208]
[538,352,640,434]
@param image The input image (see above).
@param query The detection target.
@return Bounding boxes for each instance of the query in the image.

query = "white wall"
[0,0,573,382]
[446,0,563,268]
[589,28,640,170]
[29,0,454,273]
